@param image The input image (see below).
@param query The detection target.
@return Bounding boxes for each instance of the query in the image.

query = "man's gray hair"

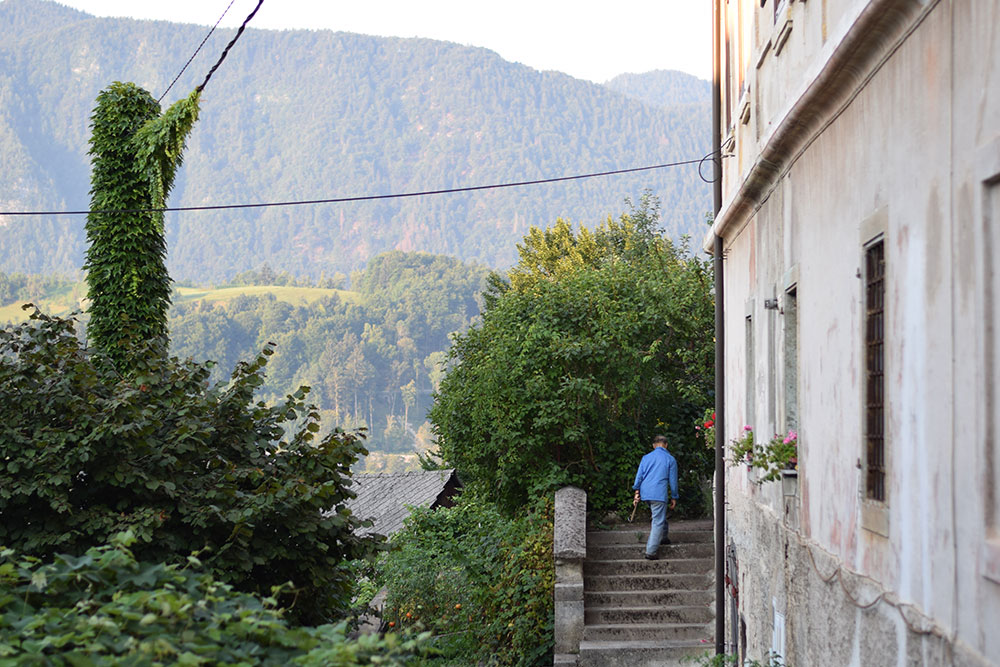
[652,435,668,446]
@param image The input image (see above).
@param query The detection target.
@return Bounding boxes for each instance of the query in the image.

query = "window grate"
[865,241,886,501]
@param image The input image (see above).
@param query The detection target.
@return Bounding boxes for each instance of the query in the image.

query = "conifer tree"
[84,82,200,371]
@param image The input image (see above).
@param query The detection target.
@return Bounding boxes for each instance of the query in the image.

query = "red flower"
[711,412,716,420]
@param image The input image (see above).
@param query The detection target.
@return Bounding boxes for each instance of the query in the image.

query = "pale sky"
[53,0,712,83]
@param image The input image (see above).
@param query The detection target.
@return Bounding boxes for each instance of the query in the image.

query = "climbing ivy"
[84,82,200,372]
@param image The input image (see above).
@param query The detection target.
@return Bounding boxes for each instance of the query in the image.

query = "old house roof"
[346,469,460,538]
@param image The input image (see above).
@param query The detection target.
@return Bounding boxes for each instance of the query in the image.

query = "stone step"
[585,573,712,592]
[586,528,713,546]
[584,557,713,576]
[585,604,714,625]
[593,519,714,532]
[582,622,710,643]
[588,541,714,560]
[585,589,713,608]
[577,640,712,667]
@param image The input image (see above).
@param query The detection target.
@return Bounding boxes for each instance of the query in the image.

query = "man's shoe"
[644,553,659,560]
[661,537,672,546]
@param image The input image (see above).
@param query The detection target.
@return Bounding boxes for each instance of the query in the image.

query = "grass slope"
[1,285,361,323]
[174,285,361,306]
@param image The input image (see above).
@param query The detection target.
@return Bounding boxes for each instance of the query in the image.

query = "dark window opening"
[746,315,755,427]
[865,241,886,501]
[740,616,748,664]
[784,289,798,432]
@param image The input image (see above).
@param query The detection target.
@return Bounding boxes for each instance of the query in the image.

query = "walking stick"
[628,497,639,523]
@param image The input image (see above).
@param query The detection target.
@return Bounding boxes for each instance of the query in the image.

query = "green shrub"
[0,309,382,624]
[377,495,554,666]
[684,652,784,666]
[430,198,715,515]
[0,533,429,665]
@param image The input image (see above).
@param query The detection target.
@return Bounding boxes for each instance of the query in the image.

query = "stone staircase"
[578,519,715,666]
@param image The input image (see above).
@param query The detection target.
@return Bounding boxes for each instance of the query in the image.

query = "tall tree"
[430,196,715,514]
[84,82,200,371]
[401,379,417,428]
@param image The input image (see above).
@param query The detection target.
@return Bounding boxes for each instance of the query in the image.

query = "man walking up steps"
[631,435,679,560]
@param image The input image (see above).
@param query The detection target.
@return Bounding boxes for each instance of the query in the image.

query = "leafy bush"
[431,197,715,515]
[377,495,554,666]
[0,533,429,665]
[0,309,382,624]
[684,652,784,666]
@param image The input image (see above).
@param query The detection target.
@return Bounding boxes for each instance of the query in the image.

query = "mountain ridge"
[605,69,712,108]
[0,0,711,281]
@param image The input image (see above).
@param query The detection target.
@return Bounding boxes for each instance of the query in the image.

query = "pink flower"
[788,430,797,440]
[743,425,752,432]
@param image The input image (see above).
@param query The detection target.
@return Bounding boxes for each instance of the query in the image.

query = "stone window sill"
[982,540,1000,585]
[861,500,889,538]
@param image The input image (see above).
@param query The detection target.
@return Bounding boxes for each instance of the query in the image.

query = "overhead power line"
[158,0,238,103]
[158,0,263,102]
[196,0,264,93]
[0,152,725,218]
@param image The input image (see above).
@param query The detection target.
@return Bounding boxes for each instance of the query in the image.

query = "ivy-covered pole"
[83,83,200,371]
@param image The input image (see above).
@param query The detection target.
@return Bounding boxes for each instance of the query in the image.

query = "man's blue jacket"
[632,447,679,502]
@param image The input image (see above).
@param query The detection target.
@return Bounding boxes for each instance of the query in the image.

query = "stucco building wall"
[713,1,1000,664]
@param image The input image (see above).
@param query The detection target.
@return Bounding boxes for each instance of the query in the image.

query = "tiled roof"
[346,469,458,538]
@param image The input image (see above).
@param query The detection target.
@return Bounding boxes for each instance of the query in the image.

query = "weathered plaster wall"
[729,497,989,666]
[717,0,1000,664]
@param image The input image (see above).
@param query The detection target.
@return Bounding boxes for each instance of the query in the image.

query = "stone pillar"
[553,485,586,666]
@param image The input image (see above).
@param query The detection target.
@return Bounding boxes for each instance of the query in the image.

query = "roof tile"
[345,469,457,538]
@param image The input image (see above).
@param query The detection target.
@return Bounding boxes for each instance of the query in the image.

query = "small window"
[784,288,798,432]
[771,598,786,662]
[746,314,756,427]
[979,139,1000,579]
[864,240,886,502]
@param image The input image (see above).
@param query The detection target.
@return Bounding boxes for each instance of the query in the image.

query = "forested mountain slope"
[0,0,711,281]
[0,250,490,455]
[604,69,712,109]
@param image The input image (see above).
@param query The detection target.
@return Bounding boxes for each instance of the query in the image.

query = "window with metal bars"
[865,240,886,501]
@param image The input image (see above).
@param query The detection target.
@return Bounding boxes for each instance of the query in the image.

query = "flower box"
[781,469,798,497]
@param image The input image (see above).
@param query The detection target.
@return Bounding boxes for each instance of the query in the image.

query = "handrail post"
[553,486,587,665]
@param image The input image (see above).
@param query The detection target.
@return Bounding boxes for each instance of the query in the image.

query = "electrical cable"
[724,472,951,643]
[0,152,726,218]
[792,524,946,636]
[158,0,238,103]
[698,148,728,184]
[196,0,264,93]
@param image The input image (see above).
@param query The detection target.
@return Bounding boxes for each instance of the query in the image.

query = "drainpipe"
[712,0,726,657]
